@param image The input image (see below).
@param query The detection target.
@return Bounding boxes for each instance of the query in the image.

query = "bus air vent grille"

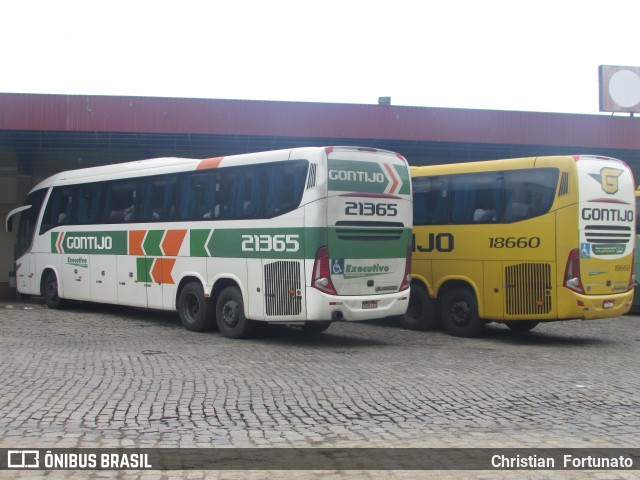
[584,225,632,244]
[334,221,405,241]
[558,172,569,196]
[264,261,302,316]
[505,262,552,315]
[306,164,317,189]
[336,228,405,241]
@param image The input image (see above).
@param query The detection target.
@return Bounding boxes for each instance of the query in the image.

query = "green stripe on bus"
[394,164,411,195]
[143,230,164,256]
[51,231,127,254]
[51,232,60,253]
[208,228,308,259]
[190,229,211,257]
[48,227,409,260]
[136,257,152,283]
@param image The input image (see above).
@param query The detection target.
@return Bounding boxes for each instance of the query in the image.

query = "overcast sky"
[1,1,638,114]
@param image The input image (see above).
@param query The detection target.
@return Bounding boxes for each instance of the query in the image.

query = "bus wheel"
[505,320,539,332]
[301,321,332,334]
[216,286,255,339]
[441,287,484,337]
[178,282,214,332]
[43,271,66,309]
[401,284,438,330]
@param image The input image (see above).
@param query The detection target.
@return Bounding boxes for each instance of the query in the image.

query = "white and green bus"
[6,146,412,338]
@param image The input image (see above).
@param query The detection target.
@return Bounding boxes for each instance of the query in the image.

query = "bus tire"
[301,321,332,334]
[441,287,484,337]
[43,271,66,309]
[178,282,214,332]
[401,284,438,330]
[505,320,539,332]
[216,286,255,339]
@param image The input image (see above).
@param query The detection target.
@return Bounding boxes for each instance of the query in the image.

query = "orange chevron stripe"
[151,258,177,284]
[383,163,399,194]
[56,232,65,253]
[162,229,187,256]
[129,230,146,255]
[197,156,224,170]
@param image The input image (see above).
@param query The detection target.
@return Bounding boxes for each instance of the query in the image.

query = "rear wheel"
[178,282,214,332]
[441,287,484,337]
[216,286,255,339]
[505,320,540,332]
[43,271,66,309]
[400,284,439,330]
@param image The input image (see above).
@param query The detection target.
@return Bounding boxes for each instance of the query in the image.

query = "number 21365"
[241,234,300,252]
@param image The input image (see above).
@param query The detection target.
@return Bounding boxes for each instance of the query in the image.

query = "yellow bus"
[407,155,635,337]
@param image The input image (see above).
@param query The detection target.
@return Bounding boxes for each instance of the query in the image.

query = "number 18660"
[489,236,540,248]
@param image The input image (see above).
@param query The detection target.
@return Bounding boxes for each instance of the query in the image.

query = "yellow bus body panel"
[411,155,635,323]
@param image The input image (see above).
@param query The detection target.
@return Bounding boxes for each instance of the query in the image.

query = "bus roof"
[29,146,407,193]
[410,155,622,177]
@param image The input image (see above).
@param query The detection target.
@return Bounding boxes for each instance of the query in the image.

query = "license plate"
[362,300,378,310]
[603,300,614,309]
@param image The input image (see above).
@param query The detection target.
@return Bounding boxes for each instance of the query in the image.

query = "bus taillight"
[400,247,412,291]
[312,246,337,295]
[564,248,585,294]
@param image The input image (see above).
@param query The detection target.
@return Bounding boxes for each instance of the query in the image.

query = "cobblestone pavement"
[1,300,639,479]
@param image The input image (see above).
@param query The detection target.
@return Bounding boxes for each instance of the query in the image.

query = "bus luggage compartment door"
[502,260,555,319]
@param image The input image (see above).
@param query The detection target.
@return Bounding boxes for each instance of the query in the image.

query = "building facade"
[1,93,639,298]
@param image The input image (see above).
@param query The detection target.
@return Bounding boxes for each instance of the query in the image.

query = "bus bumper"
[305,287,410,322]
[558,289,634,320]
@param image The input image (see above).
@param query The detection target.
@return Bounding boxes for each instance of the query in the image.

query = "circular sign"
[608,69,640,108]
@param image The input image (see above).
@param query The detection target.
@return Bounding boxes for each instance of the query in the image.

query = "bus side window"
[412,176,448,225]
[76,183,104,224]
[504,169,558,222]
[142,176,177,221]
[451,175,477,224]
[263,161,307,217]
[178,172,217,221]
[223,170,246,219]
[473,192,496,222]
[412,177,430,225]
[40,186,76,232]
[105,181,138,223]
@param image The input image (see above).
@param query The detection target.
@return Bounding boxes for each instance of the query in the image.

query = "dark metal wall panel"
[1,93,639,151]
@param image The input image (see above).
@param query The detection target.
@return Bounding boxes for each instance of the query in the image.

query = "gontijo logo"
[51,231,127,254]
[589,167,623,194]
[328,159,409,195]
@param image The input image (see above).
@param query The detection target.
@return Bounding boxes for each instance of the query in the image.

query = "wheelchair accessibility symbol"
[580,243,591,258]
[331,258,344,275]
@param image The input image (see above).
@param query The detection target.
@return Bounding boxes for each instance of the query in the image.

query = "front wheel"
[43,271,66,309]
[505,320,540,332]
[401,284,439,330]
[216,286,255,339]
[440,287,484,337]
